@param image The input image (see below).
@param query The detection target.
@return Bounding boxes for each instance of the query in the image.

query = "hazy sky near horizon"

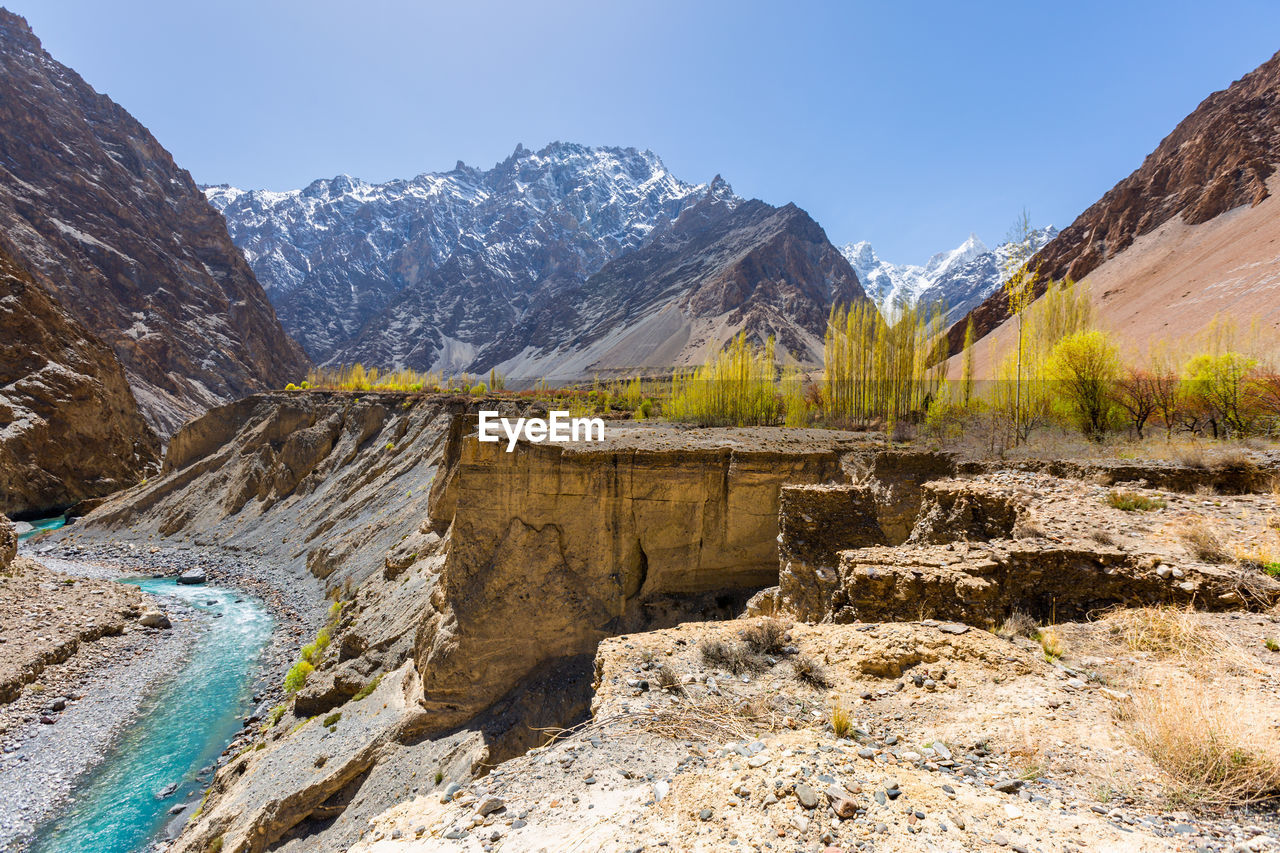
[14,0,1280,264]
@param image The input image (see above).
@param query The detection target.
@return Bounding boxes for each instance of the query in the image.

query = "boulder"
[139,609,172,629]
[177,569,206,585]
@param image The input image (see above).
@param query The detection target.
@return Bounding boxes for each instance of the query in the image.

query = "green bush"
[322,712,342,728]
[284,660,314,694]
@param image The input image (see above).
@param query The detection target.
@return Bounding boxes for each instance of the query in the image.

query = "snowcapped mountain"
[209,142,868,375]
[842,228,1057,326]
[206,142,709,367]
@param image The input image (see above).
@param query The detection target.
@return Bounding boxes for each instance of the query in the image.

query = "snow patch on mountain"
[842,228,1057,326]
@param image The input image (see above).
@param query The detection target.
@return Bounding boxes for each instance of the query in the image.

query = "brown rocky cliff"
[0,9,310,435]
[0,243,159,515]
[949,49,1280,354]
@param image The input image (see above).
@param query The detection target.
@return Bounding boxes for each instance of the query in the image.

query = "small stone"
[795,783,819,809]
[475,796,504,817]
[699,808,713,821]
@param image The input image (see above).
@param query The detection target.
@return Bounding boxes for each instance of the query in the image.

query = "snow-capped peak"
[843,227,1057,324]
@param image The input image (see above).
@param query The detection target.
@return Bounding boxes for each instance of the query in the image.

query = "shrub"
[267,704,287,727]
[469,383,487,396]
[699,638,766,675]
[1180,518,1230,563]
[1106,490,1166,512]
[741,619,787,656]
[792,655,830,688]
[435,770,444,785]
[300,627,332,664]
[322,712,342,728]
[284,660,314,694]
[1265,638,1279,652]
[285,382,299,391]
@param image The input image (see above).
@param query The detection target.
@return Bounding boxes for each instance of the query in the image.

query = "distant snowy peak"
[206,142,735,364]
[921,233,987,282]
[843,227,1057,325]
[841,241,926,316]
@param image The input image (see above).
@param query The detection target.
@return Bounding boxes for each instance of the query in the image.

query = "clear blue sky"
[13,0,1280,265]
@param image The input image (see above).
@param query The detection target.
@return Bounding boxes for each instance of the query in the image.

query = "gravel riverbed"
[0,537,325,853]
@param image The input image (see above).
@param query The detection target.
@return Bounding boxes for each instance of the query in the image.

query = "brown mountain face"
[0,9,310,435]
[484,184,870,379]
[950,49,1280,356]
[0,242,159,515]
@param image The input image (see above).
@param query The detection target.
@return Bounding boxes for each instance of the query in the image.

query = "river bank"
[0,538,325,852]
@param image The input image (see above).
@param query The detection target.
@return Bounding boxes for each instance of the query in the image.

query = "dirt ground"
[347,607,1280,853]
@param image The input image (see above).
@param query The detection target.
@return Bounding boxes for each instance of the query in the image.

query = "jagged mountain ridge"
[950,49,1280,356]
[211,143,870,376]
[844,227,1057,325]
[206,142,709,369]
[0,8,310,435]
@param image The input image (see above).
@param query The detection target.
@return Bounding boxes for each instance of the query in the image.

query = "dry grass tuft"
[830,698,852,738]
[641,693,778,742]
[791,655,830,688]
[700,638,767,675]
[997,611,1038,640]
[655,664,683,693]
[741,619,788,656]
[1122,681,1280,807]
[1036,628,1066,661]
[1090,528,1118,547]
[1177,447,1208,470]
[1105,606,1238,665]
[1179,517,1230,563]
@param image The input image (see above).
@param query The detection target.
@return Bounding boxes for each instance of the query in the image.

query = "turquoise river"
[29,578,273,853]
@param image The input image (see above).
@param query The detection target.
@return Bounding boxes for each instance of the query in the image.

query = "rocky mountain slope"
[463,183,868,379]
[950,49,1280,358]
[0,242,158,515]
[844,227,1057,325]
[210,144,868,376]
[0,9,309,435]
